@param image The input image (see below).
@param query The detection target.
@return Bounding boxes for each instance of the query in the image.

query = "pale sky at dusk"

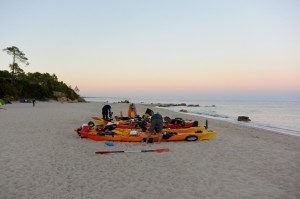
[1,0,299,100]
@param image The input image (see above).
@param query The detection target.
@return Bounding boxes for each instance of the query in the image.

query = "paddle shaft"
[95,148,169,154]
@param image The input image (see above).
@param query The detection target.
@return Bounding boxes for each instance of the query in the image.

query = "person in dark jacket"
[145,112,163,143]
[102,104,112,121]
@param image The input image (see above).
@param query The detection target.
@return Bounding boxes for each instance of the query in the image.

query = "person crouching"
[145,112,163,143]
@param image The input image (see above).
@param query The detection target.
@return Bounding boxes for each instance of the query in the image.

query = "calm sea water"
[84,97,300,136]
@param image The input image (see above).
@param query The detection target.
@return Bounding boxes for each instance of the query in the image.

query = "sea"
[84,97,300,137]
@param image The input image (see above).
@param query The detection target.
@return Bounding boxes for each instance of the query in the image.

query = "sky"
[1,0,300,100]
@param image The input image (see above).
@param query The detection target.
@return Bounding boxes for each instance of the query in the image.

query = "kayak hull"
[78,130,217,142]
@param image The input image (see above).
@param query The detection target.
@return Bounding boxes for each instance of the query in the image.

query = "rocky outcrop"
[53,91,65,97]
[237,116,251,122]
[187,104,200,107]
[54,91,85,103]
[179,109,188,113]
[57,96,85,103]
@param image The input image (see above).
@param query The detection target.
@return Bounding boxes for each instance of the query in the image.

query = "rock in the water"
[238,116,251,122]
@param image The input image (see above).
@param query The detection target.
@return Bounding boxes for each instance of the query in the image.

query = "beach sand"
[0,101,299,199]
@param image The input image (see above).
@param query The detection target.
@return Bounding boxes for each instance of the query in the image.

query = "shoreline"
[84,97,300,137]
[1,101,299,199]
[157,106,300,138]
[110,101,300,138]
[146,103,300,139]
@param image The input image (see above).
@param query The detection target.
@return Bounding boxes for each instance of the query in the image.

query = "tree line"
[1,46,83,101]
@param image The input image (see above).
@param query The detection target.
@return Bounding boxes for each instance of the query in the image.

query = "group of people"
[101,103,163,143]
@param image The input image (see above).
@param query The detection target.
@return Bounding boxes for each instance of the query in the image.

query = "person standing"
[102,104,112,121]
[32,99,36,107]
[145,112,163,143]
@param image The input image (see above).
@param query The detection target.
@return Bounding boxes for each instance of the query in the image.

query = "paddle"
[95,148,170,154]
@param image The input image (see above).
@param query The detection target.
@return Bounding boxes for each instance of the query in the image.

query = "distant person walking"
[102,104,112,121]
[32,99,36,107]
[145,112,163,143]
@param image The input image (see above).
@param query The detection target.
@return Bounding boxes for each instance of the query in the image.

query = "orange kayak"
[91,116,203,129]
[77,129,217,142]
[114,126,206,134]
[75,125,206,137]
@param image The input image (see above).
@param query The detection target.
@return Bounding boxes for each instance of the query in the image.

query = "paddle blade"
[140,148,170,153]
[95,151,112,154]
[154,148,170,153]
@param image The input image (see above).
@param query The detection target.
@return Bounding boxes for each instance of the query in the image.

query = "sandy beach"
[0,101,299,199]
